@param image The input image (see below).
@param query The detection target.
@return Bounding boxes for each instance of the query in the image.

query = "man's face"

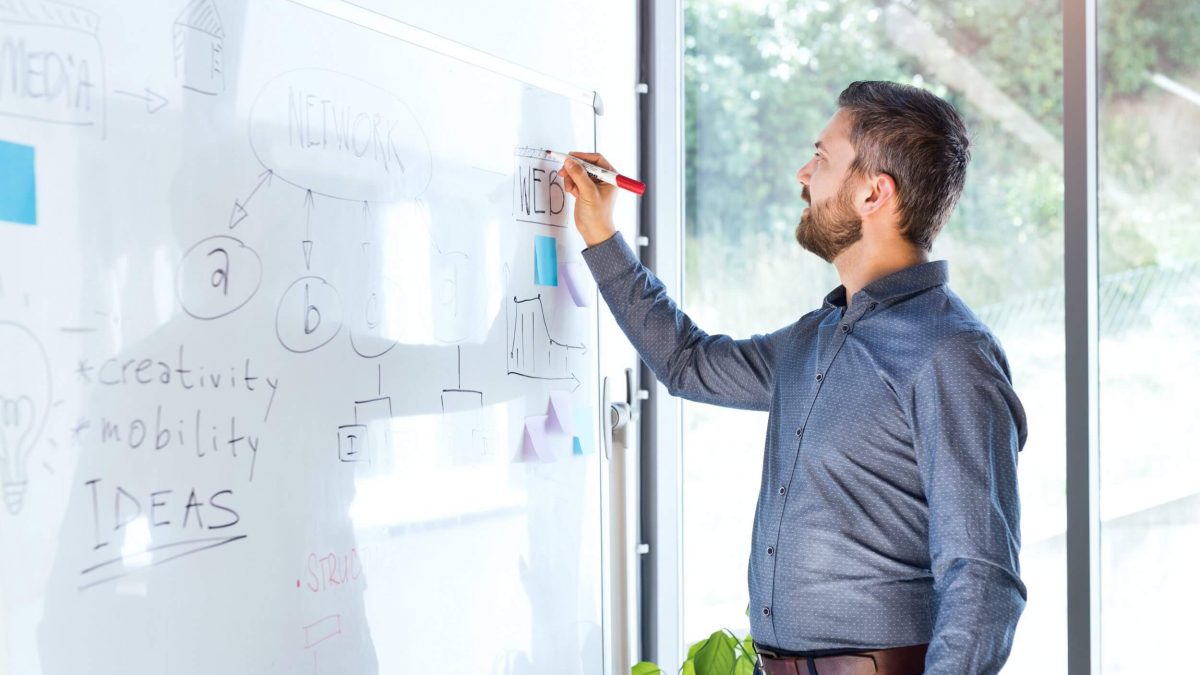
[794,109,864,263]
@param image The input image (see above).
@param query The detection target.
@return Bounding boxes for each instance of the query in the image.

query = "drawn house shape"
[173,0,225,95]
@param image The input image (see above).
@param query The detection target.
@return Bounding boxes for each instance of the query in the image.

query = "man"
[560,81,1027,675]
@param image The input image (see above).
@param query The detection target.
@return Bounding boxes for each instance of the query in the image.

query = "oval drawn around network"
[176,235,263,320]
[249,68,433,203]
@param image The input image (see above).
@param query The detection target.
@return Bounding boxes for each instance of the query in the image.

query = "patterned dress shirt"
[582,233,1027,674]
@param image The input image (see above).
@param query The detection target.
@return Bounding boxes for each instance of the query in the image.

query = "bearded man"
[560,80,1027,675]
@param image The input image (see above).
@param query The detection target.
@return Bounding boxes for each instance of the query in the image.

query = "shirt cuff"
[580,231,640,286]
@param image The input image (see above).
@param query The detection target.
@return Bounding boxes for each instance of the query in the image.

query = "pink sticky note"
[560,261,593,307]
[547,391,576,436]
[522,415,571,462]
[522,415,552,461]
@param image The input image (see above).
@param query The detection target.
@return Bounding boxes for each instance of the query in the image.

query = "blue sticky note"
[0,140,36,226]
[572,405,594,455]
[534,235,558,286]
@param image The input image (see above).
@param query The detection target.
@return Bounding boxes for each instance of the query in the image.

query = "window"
[680,1,1066,669]
[1097,0,1200,671]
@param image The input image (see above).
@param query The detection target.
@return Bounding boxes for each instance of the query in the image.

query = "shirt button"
[766,546,775,556]
[777,485,787,496]
[795,427,804,437]
[762,607,771,617]
[840,324,849,333]
[869,302,877,311]
[815,373,823,382]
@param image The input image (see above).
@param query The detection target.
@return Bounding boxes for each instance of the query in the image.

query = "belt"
[755,642,928,675]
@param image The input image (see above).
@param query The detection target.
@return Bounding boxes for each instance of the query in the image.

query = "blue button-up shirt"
[582,233,1027,674]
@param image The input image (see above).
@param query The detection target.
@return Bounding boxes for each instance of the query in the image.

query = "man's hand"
[560,151,618,247]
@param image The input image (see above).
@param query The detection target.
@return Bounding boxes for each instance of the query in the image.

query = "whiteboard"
[0,1,607,673]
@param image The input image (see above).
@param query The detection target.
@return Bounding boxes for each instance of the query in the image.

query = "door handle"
[603,368,633,460]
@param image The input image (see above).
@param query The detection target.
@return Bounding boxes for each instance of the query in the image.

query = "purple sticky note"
[522,415,552,461]
[560,261,593,307]
[522,414,571,462]
[547,391,575,436]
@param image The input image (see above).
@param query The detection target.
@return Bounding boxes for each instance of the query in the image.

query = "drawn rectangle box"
[353,397,394,469]
[512,151,567,227]
[302,614,342,648]
[0,140,36,226]
[337,424,369,462]
[0,9,106,132]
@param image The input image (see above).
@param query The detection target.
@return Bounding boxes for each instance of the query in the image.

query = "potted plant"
[633,625,758,675]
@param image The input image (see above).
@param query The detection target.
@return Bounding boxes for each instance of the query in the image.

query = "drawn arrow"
[506,371,582,392]
[361,200,373,238]
[113,88,169,114]
[302,189,315,270]
[550,338,587,354]
[228,169,274,229]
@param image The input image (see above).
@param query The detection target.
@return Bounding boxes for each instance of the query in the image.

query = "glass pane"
[681,1,1065,670]
[1098,1,1200,672]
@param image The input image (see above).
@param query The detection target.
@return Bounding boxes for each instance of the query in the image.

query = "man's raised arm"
[562,152,791,411]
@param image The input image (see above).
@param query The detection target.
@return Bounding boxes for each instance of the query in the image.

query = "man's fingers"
[563,159,600,201]
[561,168,576,196]
[566,151,615,172]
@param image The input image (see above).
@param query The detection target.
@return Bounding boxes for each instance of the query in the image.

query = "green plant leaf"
[632,662,662,675]
[687,638,707,659]
[733,656,756,675]
[694,629,737,675]
[682,660,697,675]
[722,628,745,662]
[742,636,757,658]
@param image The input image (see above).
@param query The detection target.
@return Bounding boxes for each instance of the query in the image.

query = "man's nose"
[796,163,812,186]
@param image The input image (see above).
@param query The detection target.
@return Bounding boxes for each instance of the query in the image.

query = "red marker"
[544,149,646,196]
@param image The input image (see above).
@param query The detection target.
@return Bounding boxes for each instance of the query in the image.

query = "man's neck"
[833,238,929,308]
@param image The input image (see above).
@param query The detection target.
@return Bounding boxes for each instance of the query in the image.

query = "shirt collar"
[821,260,949,310]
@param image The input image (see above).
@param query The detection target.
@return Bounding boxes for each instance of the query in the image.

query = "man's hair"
[836,81,970,251]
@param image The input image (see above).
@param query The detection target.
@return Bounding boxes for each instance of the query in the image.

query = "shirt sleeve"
[580,232,791,411]
[907,329,1029,675]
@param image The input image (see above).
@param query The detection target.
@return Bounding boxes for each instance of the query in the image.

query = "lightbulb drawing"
[0,321,52,515]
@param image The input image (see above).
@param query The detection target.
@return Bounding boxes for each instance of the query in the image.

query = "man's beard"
[794,179,863,263]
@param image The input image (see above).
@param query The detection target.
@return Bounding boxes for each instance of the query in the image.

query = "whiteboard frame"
[286,0,604,115]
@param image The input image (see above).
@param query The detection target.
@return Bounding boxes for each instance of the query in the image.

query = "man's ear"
[860,172,897,217]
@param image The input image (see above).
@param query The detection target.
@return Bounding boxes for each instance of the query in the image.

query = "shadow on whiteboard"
[347,405,520,530]
[346,197,505,350]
